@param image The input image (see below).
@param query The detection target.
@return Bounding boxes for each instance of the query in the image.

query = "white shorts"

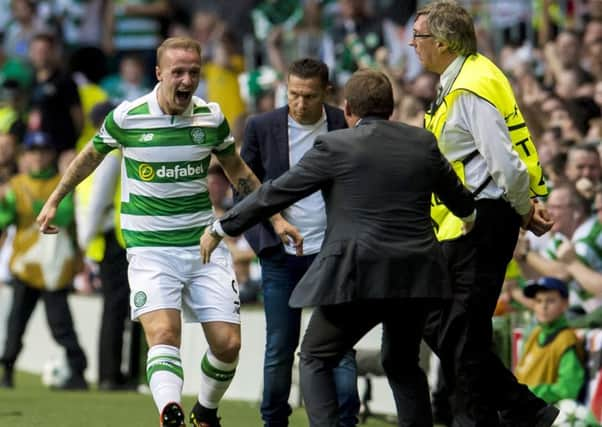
[127,243,240,324]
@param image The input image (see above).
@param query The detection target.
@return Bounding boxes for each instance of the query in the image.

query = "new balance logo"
[139,133,154,142]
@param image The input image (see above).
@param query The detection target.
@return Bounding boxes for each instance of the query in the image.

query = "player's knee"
[211,334,241,363]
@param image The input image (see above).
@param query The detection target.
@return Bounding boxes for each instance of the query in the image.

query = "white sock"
[197,349,238,409]
[146,345,184,413]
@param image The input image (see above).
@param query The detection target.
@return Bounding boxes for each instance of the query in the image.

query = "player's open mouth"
[175,90,191,103]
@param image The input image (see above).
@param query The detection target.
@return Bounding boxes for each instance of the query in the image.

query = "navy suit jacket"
[239,104,347,256]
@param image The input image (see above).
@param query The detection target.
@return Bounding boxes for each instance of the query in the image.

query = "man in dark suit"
[201,69,476,427]
[239,58,359,427]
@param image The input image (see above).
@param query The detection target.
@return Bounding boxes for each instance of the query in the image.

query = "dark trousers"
[423,199,545,427]
[260,246,360,427]
[98,231,141,384]
[300,299,436,427]
[1,279,87,374]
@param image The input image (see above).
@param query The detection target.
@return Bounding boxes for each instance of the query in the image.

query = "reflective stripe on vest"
[424,53,548,241]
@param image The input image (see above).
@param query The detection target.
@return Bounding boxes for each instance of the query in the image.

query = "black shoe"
[160,402,185,427]
[500,404,559,427]
[0,364,13,388]
[533,405,560,427]
[189,401,221,427]
[53,373,88,391]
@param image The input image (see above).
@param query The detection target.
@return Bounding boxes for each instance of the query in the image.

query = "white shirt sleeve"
[76,154,120,250]
[455,92,532,216]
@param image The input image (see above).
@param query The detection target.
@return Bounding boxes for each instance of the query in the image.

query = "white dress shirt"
[437,56,532,216]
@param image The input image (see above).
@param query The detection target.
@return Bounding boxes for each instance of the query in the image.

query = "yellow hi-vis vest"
[424,53,548,241]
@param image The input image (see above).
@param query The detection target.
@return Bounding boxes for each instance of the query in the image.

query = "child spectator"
[0,131,87,390]
[515,277,585,404]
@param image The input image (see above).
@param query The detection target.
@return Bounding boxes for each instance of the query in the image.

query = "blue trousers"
[260,246,360,427]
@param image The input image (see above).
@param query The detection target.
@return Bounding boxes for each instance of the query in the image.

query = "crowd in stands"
[0,0,602,423]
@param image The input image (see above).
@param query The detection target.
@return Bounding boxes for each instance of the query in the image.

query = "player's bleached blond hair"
[156,37,202,66]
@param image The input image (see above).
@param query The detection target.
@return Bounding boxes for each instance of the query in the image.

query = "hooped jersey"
[93,86,235,249]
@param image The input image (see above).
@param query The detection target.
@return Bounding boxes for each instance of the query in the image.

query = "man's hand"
[271,214,304,256]
[200,227,223,264]
[557,240,578,264]
[521,200,553,236]
[461,220,475,235]
[36,199,60,234]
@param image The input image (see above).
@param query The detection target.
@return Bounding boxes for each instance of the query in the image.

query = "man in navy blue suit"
[239,58,360,427]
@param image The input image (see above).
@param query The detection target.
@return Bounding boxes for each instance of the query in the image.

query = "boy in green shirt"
[515,277,585,403]
[0,131,87,389]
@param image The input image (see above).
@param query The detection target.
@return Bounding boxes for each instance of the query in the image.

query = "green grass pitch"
[0,371,398,426]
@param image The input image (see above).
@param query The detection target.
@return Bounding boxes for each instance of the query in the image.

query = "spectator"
[564,144,602,190]
[75,100,141,390]
[0,131,87,390]
[28,32,83,155]
[203,29,246,126]
[514,277,585,404]
[514,184,602,321]
[3,0,44,60]
[105,0,169,83]
[330,0,384,85]
[100,54,150,103]
[555,184,602,327]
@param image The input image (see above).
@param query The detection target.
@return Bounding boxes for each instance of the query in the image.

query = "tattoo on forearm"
[53,146,105,200]
[236,174,257,197]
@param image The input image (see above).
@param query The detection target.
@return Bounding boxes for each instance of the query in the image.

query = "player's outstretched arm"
[37,142,107,234]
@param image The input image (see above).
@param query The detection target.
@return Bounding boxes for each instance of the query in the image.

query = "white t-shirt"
[282,112,328,255]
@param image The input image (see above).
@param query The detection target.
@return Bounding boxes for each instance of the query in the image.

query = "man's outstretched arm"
[37,142,107,233]
[202,149,303,262]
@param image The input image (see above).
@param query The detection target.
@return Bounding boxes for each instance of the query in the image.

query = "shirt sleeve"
[530,347,585,403]
[211,117,236,155]
[92,110,121,154]
[573,239,600,269]
[76,153,120,249]
[455,92,532,216]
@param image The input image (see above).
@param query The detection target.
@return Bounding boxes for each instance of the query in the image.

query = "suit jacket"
[240,104,347,256]
[221,118,475,307]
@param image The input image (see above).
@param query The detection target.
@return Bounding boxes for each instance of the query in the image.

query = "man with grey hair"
[410,1,557,427]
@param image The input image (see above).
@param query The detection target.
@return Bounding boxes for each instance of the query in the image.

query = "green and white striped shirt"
[541,219,602,312]
[93,85,234,249]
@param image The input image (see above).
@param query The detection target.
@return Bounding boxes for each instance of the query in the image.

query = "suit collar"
[324,104,344,130]
[356,116,388,127]
[273,107,289,171]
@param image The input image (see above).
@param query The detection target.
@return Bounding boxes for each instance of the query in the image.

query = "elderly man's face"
[409,15,440,73]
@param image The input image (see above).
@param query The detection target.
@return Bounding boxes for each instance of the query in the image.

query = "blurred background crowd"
[1,0,602,423]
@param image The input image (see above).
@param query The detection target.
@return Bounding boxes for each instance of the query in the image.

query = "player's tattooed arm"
[53,143,107,201]
[38,142,107,234]
[235,174,258,197]
[214,149,261,196]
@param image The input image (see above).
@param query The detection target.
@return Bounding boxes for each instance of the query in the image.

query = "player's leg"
[128,250,186,427]
[184,242,240,427]
[189,321,240,426]
[139,309,185,427]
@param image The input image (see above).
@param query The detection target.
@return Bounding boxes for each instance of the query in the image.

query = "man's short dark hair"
[344,70,394,119]
[287,58,329,88]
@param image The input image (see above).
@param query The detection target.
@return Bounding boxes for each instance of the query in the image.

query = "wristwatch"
[209,220,225,239]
